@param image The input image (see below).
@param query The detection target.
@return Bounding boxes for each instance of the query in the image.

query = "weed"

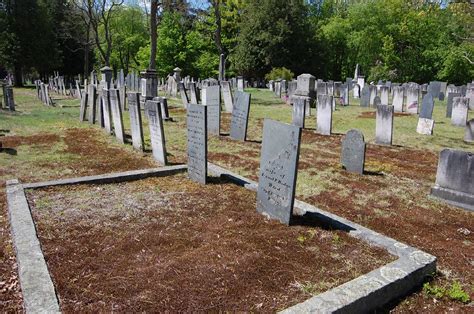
[423,281,471,304]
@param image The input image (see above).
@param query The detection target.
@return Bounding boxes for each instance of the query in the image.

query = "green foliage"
[423,281,471,304]
[264,67,294,81]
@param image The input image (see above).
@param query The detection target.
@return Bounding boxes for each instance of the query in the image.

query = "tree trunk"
[14,64,23,87]
[149,0,158,70]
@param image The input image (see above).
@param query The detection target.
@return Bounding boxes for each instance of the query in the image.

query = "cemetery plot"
[26,173,393,312]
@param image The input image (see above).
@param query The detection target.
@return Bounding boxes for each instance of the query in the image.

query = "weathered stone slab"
[316,82,327,95]
[256,119,301,224]
[221,81,233,113]
[419,93,434,119]
[87,84,97,124]
[190,82,199,104]
[416,118,434,135]
[292,97,306,128]
[230,91,251,141]
[341,129,365,174]
[406,87,419,114]
[317,94,333,135]
[430,149,474,211]
[360,86,370,107]
[187,103,207,184]
[375,105,394,145]
[369,85,377,107]
[109,89,125,143]
[159,97,170,120]
[353,83,360,99]
[128,92,144,151]
[465,119,474,143]
[79,91,88,122]
[202,85,221,135]
[451,97,469,127]
[380,86,389,106]
[146,100,167,165]
[237,76,244,91]
[295,74,315,98]
[446,92,461,118]
[102,89,113,134]
[466,88,474,110]
[178,82,189,107]
[373,96,382,107]
[392,86,404,112]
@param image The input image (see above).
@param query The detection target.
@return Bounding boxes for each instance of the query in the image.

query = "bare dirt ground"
[27,174,393,312]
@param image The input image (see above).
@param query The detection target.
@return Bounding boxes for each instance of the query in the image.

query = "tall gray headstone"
[392,86,404,112]
[190,82,199,104]
[446,92,461,118]
[360,86,370,107]
[187,103,207,184]
[256,119,301,225]
[237,76,244,92]
[375,105,394,145]
[102,89,113,134]
[341,129,365,174]
[109,89,125,143]
[87,84,97,124]
[451,97,469,127]
[465,119,474,143]
[316,94,333,135]
[79,91,88,122]
[380,86,389,106]
[369,85,377,107]
[202,85,221,135]
[146,100,167,165]
[292,98,306,128]
[221,81,233,113]
[406,87,419,114]
[420,93,434,119]
[230,91,251,141]
[178,82,189,107]
[430,149,474,211]
[466,88,474,110]
[128,92,145,151]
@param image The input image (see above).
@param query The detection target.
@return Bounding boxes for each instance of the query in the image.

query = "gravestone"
[353,83,360,99]
[420,93,434,119]
[102,89,113,134]
[446,92,461,118]
[202,85,221,135]
[79,91,88,122]
[341,129,365,174]
[221,81,233,113]
[190,82,199,104]
[430,149,474,211]
[465,119,474,143]
[360,86,370,107]
[187,103,207,184]
[292,98,306,128]
[380,86,389,106]
[428,81,441,99]
[159,97,170,120]
[439,82,447,101]
[369,85,377,107]
[87,85,97,124]
[316,82,327,95]
[392,86,404,112]
[5,86,15,111]
[128,92,145,151]
[466,88,474,110]
[146,100,167,165]
[357,77,365,90]
[340,83,349,105]
[373,96,382,107]
[178,82,189,107]
[109,89,125,144]
[375,105,394,145]
[316,94,333,135]
[406,87,419,114]
[451,97,469,127]
[416,118,434,135]
[230,91,251,141]
[256,119,301,224]
[237,76,244,91]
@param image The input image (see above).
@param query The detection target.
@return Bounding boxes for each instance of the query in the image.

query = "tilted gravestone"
[392,86,404,112]
[221,81,233,113]
[146,100,167,165]
[187,103,207,184]
[317,94,333,135]
[202,85,221,136]
[464,119,474,143]
[256,119,302,224]
[446,92,461,118]
[190,82,199,104]
[292,97,306,128]
[406,87,419,114]
[87,85,97,124]
[380,86,389,106]
[416,118,434,135]
[5,86,15,111]
[178,82,189,107]
[230,91,251,141]
[451,97,469,127]
[375,105,394,145]
[79,91,88,122]
[159,97,170,120]
[341,129,366,174]
[360,86,370,107]
[109,89,125,143]
[128,92,145,151]
[102,89,113,134]
[430,149,474,211]
[419,93,434,119]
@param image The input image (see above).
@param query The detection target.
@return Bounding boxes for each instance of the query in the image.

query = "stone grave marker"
[128,92,145,151]
[187,103,207,184]
[439,82,447,101]
[406,87,419,114]
[392,86,404,112]
[420,93,434,119]
[146,100,167,165]
[102,89,113,134]
[237,76,244,91]
[375,105,394,145]
[466,88,474,110]
[159,97,170,120]
[230,91,251,141]
[190,82,199,104]
[316,82,327,95]
[451,97,469,127]
[178,82,189,107]
[221,81,233,113]
[316,94,333,135]
[446,92,461,118]
[79,91,88,122]
[428,81,441,100]
[202,85,221,135]
[430,149,474,211]
[292,97,306,128]
[353,83,360,98]
[360,86,370,107]
[373,96,382,107]
[341,129,365,174]
[5,86,15,111]
[87,84,97,124]
[369,85,377,107]
[417,118,434,135]
[380,86,389,106]
[465,119,474,143]
[256,119,301,224]
[109,89,125,143]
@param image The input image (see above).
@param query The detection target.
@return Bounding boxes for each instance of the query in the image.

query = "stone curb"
[208,163,437,313]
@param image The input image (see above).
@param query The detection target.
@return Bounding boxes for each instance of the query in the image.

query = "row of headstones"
[0,83,15,111]
[34,80,54,106]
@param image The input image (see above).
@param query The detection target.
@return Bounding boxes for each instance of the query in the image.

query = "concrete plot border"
[207,163,436,313]
[7,162,435,313]
[6,165,187,313]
